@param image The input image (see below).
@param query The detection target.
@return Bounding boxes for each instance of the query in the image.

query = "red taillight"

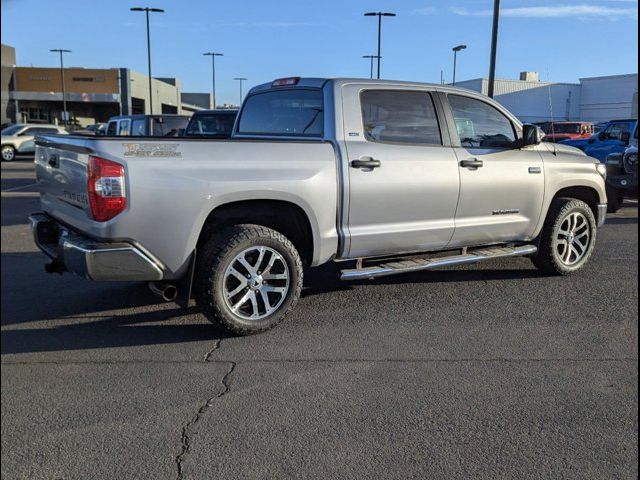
[87,156,126,222]
[271,77,300,87]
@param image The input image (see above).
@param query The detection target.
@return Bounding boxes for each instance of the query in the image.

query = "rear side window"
[237,89,323,137]
[186,113,236,137]
[152,117,189,137]
[602,123,630,141]
[448,94,516,149]
[361,90,442,145]
[131,118,146,136]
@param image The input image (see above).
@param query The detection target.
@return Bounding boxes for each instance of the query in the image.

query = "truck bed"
[34,135,340,277]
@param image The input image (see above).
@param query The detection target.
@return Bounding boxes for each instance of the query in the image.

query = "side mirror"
[522,123,543,147]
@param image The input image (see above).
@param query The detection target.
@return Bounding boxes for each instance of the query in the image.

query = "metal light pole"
[488,0,500,98]
[234,77,247,106]
[130,7,164,114]
[362,55,379,79]
[452,44,466,86]
[203,52,223,109]
[50,49,71,126]
[364,12,396,79]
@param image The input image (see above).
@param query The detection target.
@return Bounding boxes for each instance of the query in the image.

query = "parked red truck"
[540,122,594,143]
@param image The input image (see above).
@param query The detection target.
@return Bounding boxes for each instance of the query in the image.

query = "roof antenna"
[546,68,557,156]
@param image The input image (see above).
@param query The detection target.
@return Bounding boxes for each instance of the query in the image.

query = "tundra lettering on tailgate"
[122,143,182,158]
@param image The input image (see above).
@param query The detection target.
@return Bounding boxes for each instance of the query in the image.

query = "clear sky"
[1,0,638,105]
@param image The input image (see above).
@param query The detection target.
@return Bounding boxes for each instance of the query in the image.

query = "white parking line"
[1,182,39,193]
[0,191,39,198]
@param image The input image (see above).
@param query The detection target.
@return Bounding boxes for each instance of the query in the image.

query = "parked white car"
[1,124,68,161]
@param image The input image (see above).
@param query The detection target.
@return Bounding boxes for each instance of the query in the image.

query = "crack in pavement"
[175,338,233,480]
[203,339,221,362]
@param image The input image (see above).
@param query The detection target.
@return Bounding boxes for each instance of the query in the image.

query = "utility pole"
[130,7,164,114]
[364,12,396,79]
[203,52,223,109]
[488,0,500,98]
[50,49,71,126]
[452,44,467,86]
[234,77,247,106]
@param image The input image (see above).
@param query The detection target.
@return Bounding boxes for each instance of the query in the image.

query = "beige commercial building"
[3,43,205,126]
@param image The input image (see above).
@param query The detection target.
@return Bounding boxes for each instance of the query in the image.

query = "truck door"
[342,85,460,258]
[443,93,545,247]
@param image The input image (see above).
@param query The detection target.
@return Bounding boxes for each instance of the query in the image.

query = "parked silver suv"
[1,124,68,161]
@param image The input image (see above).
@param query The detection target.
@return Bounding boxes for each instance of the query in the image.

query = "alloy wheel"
[222,246,290,320]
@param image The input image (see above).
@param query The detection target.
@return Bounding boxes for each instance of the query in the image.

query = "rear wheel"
[195,224,303,335]
[1,145,16,162]
[532,198,597,275]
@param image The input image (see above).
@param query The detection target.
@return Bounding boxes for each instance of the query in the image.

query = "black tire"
[532,198,597,276]
[195,224,303,335]
[605,185,624,213]
[1,145,16,162]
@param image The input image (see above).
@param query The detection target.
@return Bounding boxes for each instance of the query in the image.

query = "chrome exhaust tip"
[148,282,178,302]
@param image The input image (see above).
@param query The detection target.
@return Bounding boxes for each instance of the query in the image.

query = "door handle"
[459,158,483,169]
[350,157,381,169]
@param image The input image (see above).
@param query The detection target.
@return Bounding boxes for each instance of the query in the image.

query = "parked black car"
[605,125,638,213]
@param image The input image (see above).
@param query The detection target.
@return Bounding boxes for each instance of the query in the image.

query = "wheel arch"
[196,199,315,266]
[534,185,602,239]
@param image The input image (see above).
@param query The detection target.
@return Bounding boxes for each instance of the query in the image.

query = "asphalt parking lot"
[1,158,638,479]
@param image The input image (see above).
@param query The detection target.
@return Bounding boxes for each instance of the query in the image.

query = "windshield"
[237,89,324,137]
[1,125,25,136]
[185,112,236,137]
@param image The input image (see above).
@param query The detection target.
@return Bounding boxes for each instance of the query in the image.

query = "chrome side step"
[340,245,538,281]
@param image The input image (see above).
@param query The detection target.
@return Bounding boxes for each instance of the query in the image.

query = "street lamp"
[364,11,396,79]
[50,49,71,126]
[203,52,223,109]
[130,7,164,114]
[488,0,501,98]
[452,44,467,86]
[362,55,380,79]
[234,78,247,106]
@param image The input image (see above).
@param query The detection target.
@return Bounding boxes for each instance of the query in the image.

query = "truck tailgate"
[35,135,95,229]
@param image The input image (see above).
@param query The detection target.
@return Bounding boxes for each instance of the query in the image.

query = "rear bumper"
[29,213,163,281]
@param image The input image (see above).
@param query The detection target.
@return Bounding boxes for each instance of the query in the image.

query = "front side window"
[360,90,442,145]
[603,123,630,140]
[448,94,516,149]
[118,119,130,136]
[237,89,323,137]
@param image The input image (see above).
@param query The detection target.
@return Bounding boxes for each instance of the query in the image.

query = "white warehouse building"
[454,72,638,124]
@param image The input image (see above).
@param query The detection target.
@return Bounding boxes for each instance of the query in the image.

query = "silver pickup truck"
[31,77,608,334]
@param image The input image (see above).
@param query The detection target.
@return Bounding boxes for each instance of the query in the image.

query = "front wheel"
[195,224,303,335]
[1,145,16,161]
[532,198,597,275]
